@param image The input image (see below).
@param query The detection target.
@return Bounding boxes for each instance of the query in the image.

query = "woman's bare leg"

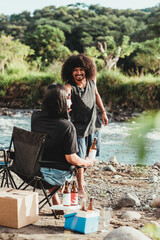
[49,187,61,205]
[77,167,87,198]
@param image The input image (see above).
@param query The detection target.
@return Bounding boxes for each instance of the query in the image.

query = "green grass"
[97,70,160,110]
[0,65,160,110]
[0,62,62,108]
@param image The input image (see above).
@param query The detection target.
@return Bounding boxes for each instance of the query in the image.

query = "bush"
[0,67,62,108]
[97,69,160,111]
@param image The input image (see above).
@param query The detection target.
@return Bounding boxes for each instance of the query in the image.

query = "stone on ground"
[104,226,151,240]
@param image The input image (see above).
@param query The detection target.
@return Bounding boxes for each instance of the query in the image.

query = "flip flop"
[55,210,64,215]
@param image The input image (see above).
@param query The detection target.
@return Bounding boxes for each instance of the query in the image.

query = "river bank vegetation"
[0,3,160,110]
[0,64,160,111]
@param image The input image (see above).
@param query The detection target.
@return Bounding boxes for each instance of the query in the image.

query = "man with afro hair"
[61,53,108,198]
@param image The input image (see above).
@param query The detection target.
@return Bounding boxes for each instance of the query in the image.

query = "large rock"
[117,193,140,208]
[154,162,160,169]
[103,165,116,172]
[109,155,119,166]
[104,226,151,240]
[150,196,160,208]
[148,175,159,183]
[121,211,141,220]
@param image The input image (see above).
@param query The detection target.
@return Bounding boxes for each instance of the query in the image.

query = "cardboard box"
[0,188,39,228]
[64,210,100,234]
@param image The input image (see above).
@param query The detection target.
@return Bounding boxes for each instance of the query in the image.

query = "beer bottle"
[87,197,94,211]
[71,180,78,206]
[88,137,97,160]
[62,181,71,206]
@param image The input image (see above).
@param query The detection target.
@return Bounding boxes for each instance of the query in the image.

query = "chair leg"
[39,186,61,210]
[17,181,27,189]
[38,181,60,219]
[7,170,17,188]
[19,178,36,190]
[14,176,61,218]
[1,168,7,187]
[0,168,17,188]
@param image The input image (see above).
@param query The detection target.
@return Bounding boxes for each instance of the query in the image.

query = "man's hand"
[85,157,96,167]
[102,111,108,126]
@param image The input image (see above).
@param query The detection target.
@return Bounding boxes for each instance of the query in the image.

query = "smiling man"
[72,67,86,83]
[61,53,108,198]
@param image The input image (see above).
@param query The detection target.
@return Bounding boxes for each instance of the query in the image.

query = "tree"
[134,38,160,74]
[0,34,33,74]
[25,24,70,64]
[84,46,104,71]
[54,45,71,61]
[85,46,100,60]
[147,7,160,38]
[0,4,155,73]
[97,35,138,71]
[0,12,31,43]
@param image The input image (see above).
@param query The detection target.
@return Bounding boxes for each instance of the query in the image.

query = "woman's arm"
[65,153,95,168]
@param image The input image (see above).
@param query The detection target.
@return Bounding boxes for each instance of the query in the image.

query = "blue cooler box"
[64,210,100,234]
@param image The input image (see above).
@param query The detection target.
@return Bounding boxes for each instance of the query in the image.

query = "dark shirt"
[31,111,78,170]
[70,80,97,138]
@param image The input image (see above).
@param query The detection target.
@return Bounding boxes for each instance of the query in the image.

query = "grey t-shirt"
[70,80,97,138]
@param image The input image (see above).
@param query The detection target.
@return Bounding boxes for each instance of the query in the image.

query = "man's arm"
[94,80,108,126]
[65,153,95,167]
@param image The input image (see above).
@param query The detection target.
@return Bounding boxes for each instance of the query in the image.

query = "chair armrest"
[7,150,15,160]
[0,148,9,166]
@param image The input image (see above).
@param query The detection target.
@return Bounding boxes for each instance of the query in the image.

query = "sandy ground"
[0,162,160,240]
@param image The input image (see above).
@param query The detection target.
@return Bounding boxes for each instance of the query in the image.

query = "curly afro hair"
[61,53,96,84]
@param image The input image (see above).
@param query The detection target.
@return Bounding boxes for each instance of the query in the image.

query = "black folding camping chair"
[0,147,16,188]
[0,126,62,218]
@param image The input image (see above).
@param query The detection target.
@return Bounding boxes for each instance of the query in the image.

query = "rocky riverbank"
[0,107,143,123]
[0,157,160,239]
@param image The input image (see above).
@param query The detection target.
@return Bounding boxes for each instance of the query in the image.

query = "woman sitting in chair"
[31,83,95,206]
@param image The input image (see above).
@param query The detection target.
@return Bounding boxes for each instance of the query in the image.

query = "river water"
[0,110,160,165]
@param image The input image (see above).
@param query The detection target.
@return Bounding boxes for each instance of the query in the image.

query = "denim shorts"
[40,167,72,186]
[77,131,101,159]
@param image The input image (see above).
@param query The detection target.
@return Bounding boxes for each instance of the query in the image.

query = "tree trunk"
[1,61,5,74]
[98,42,122,72]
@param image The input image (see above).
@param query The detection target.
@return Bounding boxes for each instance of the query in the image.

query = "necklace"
[77,80,87,88]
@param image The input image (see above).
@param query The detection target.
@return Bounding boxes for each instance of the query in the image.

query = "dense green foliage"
[0,62,62,108]
[0,4,160,73]
[0,34,34,74]
[97,70,160,110]
[133,38,160,74]
[1,4,157,49]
